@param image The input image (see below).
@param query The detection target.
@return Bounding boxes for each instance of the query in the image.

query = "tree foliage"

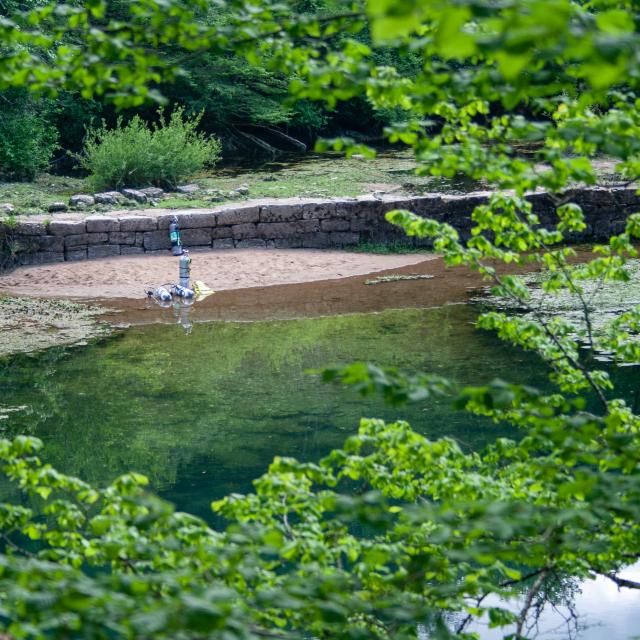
[0,90,58,180]
[1,0,640,638]
[0,0,416,167]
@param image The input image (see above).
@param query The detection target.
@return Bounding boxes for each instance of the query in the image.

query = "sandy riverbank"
[0,249,435,300]
[0,247,519,359]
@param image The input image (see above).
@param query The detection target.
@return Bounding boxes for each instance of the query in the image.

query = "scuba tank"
[146,286,172,307]
[153,286,172,302]
[172,284,195,299]
[179,250,191,288]
[169,216,183,256]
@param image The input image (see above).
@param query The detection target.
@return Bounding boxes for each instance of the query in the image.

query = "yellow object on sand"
[192,280,215,301]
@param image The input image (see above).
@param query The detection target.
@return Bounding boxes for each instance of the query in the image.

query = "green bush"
[0,91,58,181]
[78,108,221,190]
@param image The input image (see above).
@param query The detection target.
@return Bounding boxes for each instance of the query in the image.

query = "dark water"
[0,304,551,518]
[1,301,639,637]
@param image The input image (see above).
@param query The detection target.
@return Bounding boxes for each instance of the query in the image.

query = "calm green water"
[0,304,552,518]
[1,301,639,638]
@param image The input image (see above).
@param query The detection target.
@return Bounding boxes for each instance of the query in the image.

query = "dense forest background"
[0,0,419,179]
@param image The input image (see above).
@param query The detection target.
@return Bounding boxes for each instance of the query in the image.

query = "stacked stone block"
[1,187,640,269]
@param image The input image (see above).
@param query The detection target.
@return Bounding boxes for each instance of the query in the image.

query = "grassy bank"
[0,152,478,217]
[0,153,628,219]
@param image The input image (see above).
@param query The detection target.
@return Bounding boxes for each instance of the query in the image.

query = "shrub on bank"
[77,108,221,190]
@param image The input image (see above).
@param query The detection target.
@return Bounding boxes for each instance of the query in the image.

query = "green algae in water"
[0,295,111,358]
[478,259,640,362]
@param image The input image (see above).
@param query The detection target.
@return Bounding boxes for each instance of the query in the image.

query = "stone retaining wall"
[1,187,638,268]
